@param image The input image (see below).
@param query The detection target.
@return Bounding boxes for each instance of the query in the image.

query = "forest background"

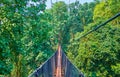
[0,0,120,77]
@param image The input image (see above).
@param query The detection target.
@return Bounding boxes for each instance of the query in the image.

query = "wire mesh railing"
[28,46,84,77]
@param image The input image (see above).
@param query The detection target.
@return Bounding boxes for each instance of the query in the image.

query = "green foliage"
[67,0,120,76]
[0,0,52,77]
[0,0,120,77]
[75,24,120,77]
[93,0,120,23]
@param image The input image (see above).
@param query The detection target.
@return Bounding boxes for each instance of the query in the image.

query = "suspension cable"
[79,12,120,39]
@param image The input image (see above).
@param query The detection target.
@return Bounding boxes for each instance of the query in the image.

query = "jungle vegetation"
[0,0,120,77]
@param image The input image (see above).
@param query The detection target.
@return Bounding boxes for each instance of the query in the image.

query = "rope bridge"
[28,45,84,77]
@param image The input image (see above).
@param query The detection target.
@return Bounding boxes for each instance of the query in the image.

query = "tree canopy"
[0,0,120,77]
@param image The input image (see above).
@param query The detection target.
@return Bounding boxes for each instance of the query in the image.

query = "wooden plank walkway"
[28,45,84,77]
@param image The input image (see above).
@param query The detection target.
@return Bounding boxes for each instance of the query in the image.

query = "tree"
[93,0,120,24]
[75,23,120,77]
[0,0,52,77]
[67,1,97,59]
[67,0,120,76]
